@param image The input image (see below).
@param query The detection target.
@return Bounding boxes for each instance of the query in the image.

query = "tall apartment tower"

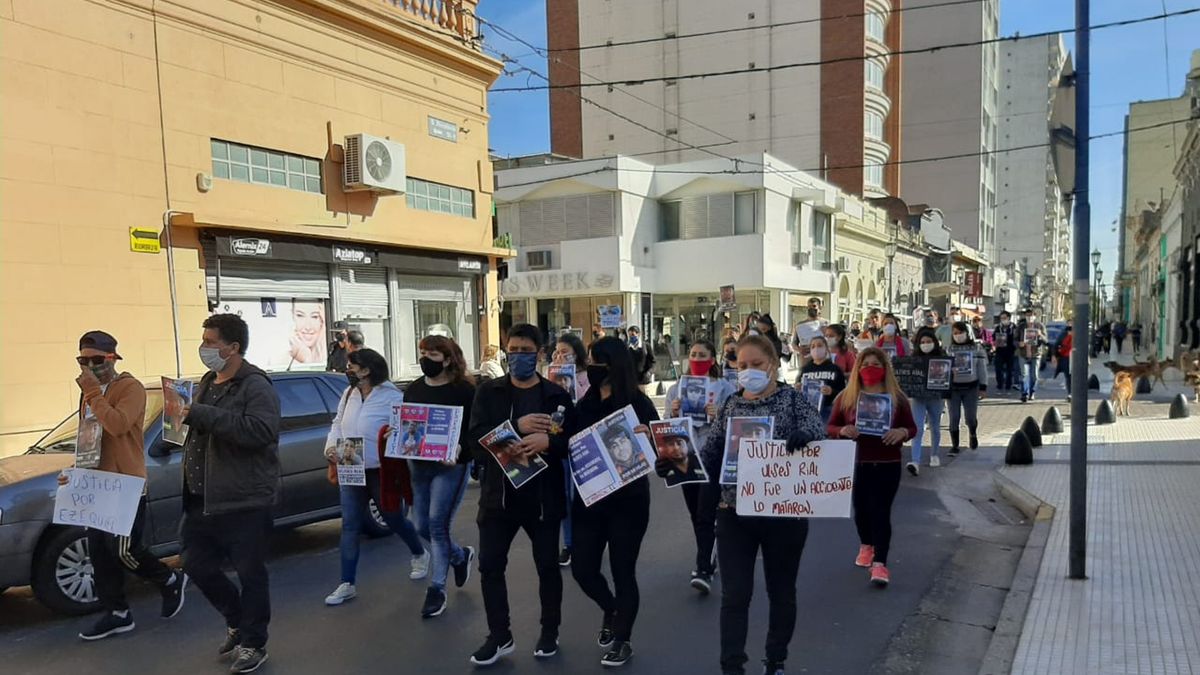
[995,34,1074,319]
[900,0,999,261]
[546,0,903,198]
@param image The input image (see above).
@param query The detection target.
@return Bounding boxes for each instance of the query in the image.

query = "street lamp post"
[1096,270,1104,321]
[884,242,898,315]
[1091,249,1102,324]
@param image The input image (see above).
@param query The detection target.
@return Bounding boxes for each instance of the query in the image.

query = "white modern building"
[996,34,1074,320]
[493,154,840,355]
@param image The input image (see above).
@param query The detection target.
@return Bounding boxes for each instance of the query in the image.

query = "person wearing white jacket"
[322,348,427,606]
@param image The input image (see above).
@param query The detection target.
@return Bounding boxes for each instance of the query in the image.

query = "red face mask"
[860,364,886,387]
[689,359,714,376]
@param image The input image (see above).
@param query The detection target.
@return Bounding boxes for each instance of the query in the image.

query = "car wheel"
[362,497,392,538]
[32,528,99,616]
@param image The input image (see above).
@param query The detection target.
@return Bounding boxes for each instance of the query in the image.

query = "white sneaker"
[929,455,941,468]
[410,550,431,580]
[324,582,356,606]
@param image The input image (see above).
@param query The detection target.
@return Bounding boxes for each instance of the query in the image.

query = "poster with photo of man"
[569,405,655,506]
[649,418,707,487]
[480,420,548,489]
[678,375,711,423]
[719,417,774,484]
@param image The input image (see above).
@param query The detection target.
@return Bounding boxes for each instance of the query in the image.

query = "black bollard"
[1041,406,1064,434]
[1020,416,1043,447]
[656,381,665,396]
[1136,376,1152,394]
[1005,429,1034,465]
[1169,393,1191,419]
[1094,399,1116,425]
[1088,374,1100,390]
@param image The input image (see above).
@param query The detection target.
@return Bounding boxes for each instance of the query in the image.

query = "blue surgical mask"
[737,368,771,395]
[509,352,538,380]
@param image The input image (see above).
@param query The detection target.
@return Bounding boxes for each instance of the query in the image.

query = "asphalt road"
[0,472,959,675]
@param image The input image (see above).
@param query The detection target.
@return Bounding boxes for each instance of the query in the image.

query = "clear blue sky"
[478,1,1200,283]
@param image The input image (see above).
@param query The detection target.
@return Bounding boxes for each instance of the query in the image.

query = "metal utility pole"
[1068,0,1091,580]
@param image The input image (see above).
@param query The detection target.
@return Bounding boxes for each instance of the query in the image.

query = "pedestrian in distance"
[180,314,281,673]
[754,314,787,365]
[993,311,1018,392]
[404,336,478,618]
[466,323,576,667]
[699,334,825,675]
[551,332,590,567]
[902,328,950,475]
[823,324,857,375]
[326,321,350,373]
[479,344,506,381]
[827,347,918,588]
[797,335,846,426]
[67,331,188,642]
[945,322,988,455]
[626,325,656,389]
[1016,308,1046,403]
[571,336,661,667]
[875,314,911,361]
[663,339,737,595]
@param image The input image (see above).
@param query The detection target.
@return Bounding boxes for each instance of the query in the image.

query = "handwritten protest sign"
[735,439,855,518]
[53,468,146,537]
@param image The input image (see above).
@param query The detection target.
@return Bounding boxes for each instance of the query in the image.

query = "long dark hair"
[589,336,639,409]
[689,338,723,378]
[826,323,848,352]
[950,320,976,346]
[347,348,389,386]
[418,335,475,385]
[557,333,588,368]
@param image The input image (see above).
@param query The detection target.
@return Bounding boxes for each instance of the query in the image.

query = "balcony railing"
[383,0,479,46]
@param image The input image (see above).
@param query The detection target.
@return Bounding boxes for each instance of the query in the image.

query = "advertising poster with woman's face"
[210,298,328,371]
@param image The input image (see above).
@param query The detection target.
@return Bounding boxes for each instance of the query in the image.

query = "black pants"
[852,462,902,565]
[181,501,272,649]
[477,510,562,638]
[88,495,174,613]
[995,351,1016,390]
[716,510,808,673]
[681,482,719,574]
[570,494,650,643]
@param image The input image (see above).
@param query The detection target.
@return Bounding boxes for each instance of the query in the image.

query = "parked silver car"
[0,372,389,615]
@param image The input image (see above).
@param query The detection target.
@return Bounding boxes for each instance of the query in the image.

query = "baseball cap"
[79,331,123,359]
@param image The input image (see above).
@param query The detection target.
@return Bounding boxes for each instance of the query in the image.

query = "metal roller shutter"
[337,266,389,318]
[203,239,330,300]
[393,275,467,302]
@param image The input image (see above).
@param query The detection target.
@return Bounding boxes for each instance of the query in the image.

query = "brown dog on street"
[1111,371,1134,416]
[1103,359,1171,390]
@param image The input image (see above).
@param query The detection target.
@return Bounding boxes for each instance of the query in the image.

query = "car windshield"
[30,390,164,454]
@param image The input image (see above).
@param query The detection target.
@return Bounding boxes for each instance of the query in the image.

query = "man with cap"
[67,331,187,641]
[326,321,351,373]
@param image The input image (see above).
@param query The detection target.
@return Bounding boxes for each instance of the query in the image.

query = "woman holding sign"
[698,335,825,675]
[403,335,478,619]
[945,321,988,455]
[663,339,737,594]
[323,349,427,607]
[903,328,951,475]
[797,335,846,425]
[571,336,660,667]
[827,347,917,588]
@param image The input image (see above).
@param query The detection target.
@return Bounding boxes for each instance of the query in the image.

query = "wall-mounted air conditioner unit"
[835,256,851,273]
[343,133,406,193]
[792,251,811,267]
[526,250,552,270]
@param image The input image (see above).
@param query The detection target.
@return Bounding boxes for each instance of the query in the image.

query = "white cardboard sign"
[735,439,856,518]
[53,468,146,537]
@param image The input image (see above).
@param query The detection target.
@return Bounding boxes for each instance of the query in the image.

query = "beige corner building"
[0,0,504,457]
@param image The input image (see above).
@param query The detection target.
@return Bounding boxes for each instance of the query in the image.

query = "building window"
[661,201,681,240]
[811,210,832,265]
[864,162,884,188]
[865,111,884,139]
[865,59,885,90]
[734,191,756,235]
[406,178,475,218]
[211,140,323,194]
[661,192,756,241]
[866,12,887,41]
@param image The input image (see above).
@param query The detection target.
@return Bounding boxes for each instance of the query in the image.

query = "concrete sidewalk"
[996,412,1200,675]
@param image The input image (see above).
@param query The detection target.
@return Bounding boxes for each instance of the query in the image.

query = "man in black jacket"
[181,314,281,674]
[466,323,576,667]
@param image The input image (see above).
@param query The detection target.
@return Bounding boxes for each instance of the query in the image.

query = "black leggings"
[570,494,650,643]
[852,462,902,564]
[681,482,719,574]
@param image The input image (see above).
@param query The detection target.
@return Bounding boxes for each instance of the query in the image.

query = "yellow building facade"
[0,0,505,456]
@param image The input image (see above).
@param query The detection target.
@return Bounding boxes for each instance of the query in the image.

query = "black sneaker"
[453,546,476,588]
[1020,393,1028,403]
[421,586,448,618]
[600,641,633,667]
[597,614,615,648]
[948,448,960,457]
[218,628,242,657]
[763,660,786,675]
[79,611,135,641]
[160,571,188,619]
[470,634,515,666]
[690,571,712,595]
[969,435,979,450]
[558,547,572,567]
[230,646,269,673]
[533,631,559,658]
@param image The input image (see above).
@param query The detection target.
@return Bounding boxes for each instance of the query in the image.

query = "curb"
[978,471,1055,675]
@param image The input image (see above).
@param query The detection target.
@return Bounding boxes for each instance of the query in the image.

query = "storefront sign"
[428,116,459,143]
[458,258,483,272]
[230,238,272,257]
[129,228,160,254]
[333,245,373,265]
[501,271,615,296]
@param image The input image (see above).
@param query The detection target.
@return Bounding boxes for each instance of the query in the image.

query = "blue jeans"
[410,461,470,590]
[910,398,944,464]
[1022,357,1040,395]
[340,468,424,585]
[561,459,574,549]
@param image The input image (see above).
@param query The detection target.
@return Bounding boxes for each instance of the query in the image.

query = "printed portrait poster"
[719,285,737,311]
[569,405,655,506]
[161,376,194,446]
[800,378,825,411]
[926,359,952,391]
[855,394,892,437]
[951,349,974,376]
[649,418,707,488]
[719,416,775,485]
[208,298,328,371]
[386,404,462,462]
[598,305,624,329]
[479,420,548,489]
[723,366,740,386]
[678,376,711,423]
[548,363,579,402]
[735,439,856,519]
[335,438,366,486]
[75,408,103,470]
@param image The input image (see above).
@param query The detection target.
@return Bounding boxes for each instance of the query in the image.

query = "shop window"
[406,177,475,218]
[211,139,322,194]
[415,300,459,346]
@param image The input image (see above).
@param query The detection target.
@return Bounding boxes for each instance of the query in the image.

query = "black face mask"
[419,357,445,378]
[724,351,737,363]
[586,364,609,387]
[346,372,361,388]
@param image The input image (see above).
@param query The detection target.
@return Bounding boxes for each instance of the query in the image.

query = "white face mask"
[199,345,229,372]
[883,324,897,336]
[953,333,968,344]
[737,368,772,394]
[811,347,828,361]
[920,342,935,353]
[1001,319,1011,326]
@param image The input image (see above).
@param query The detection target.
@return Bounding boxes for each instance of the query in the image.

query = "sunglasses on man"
[76,355,115,366]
